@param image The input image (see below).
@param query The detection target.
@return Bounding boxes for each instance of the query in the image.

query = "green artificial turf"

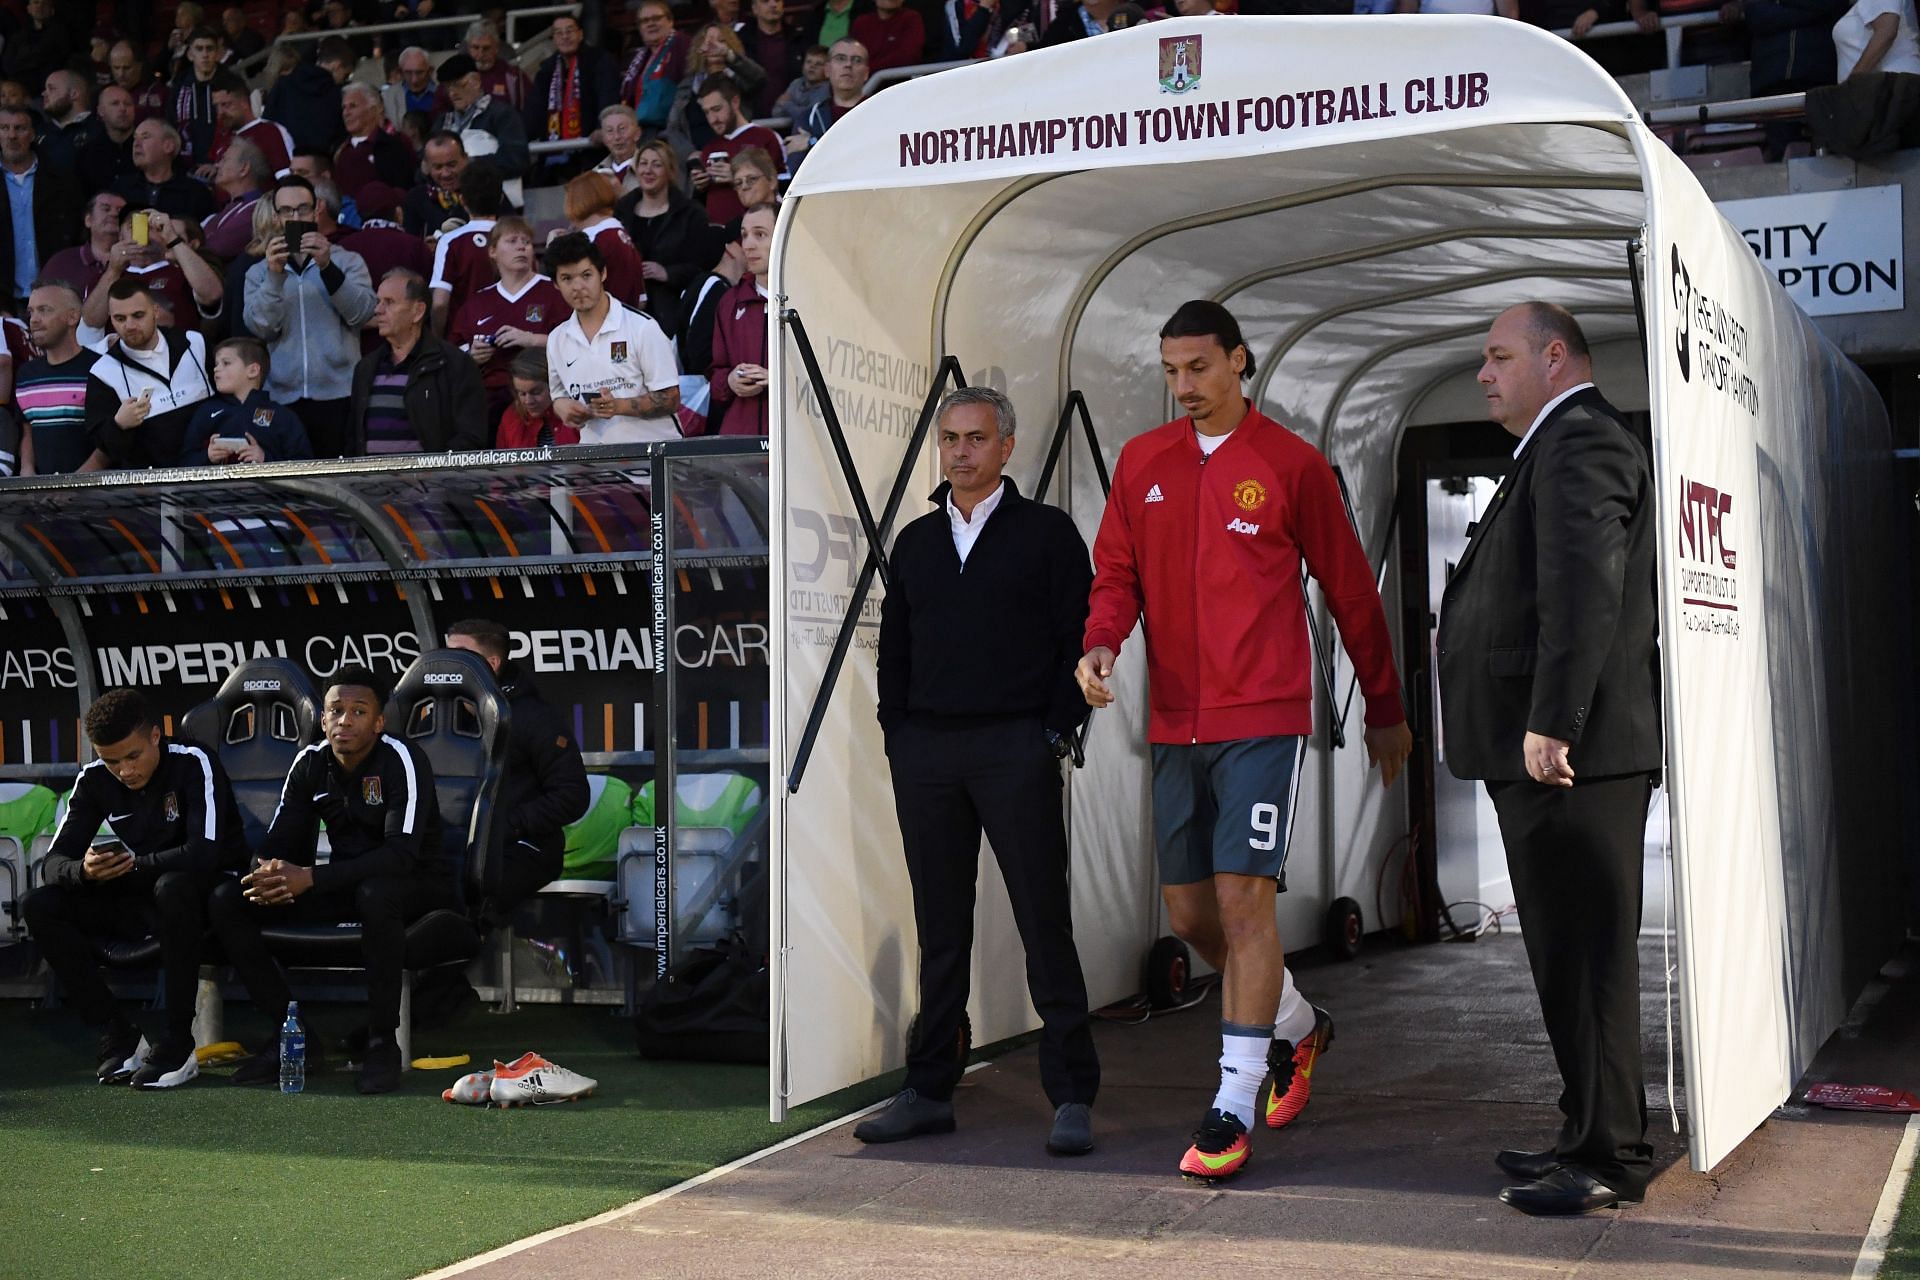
[1881,1139,1920,1280]
[0,999,895,1280]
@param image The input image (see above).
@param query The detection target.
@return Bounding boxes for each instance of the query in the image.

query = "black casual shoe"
[230,1035,328,1086]
[853,1089,956,1144]
[1046,1102,1094,1156]
[1496,1147,1563,1181]
[95,1020,145,1085]
[1500,1167,1642,1215]
[356,1035,403,1095]
[130,1036,200,1089]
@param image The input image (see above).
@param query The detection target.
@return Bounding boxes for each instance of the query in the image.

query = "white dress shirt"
[1512,381,1595,458]
[946,479,1005,566]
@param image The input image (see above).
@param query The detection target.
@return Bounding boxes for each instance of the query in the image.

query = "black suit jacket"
[0,156,80,300]
[1436,387,1661,782]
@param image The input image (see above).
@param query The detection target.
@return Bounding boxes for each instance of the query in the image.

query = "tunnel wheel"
[1325,896,1365,961]
[1144,935,1192,1009]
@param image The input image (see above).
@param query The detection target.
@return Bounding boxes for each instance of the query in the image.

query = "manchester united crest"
[363,776,384,806]
[163,791,180,822]
[1232,478,1268,513]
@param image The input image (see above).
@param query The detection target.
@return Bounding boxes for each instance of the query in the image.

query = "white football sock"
[1211,1021,1272,1126]
[1274,966,1317,1046]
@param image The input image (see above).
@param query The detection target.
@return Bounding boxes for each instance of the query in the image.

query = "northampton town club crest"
[1159,34,1201,94]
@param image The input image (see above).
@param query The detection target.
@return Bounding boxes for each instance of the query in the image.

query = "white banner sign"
[1717,186,1904,317]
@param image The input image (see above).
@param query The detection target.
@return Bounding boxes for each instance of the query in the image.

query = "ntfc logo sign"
[1678,475,1741,636]
[1159,35,1201,94]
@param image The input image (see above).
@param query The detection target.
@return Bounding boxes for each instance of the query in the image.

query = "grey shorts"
[1150,736,1304,886]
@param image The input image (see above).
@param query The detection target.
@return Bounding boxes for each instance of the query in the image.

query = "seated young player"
[21,689,247,1088]
[177,338,315,465]
[494,350,576,448]
[208,666,452,1094]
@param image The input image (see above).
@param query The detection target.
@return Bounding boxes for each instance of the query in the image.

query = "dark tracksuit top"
[260,735,448,892]
[494,661,591,865]
[43,736,248,884]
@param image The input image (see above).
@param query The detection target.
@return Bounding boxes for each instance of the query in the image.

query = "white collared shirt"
[546,295,682,444]
[1512,382,1595,458]
[946,479,1004,566]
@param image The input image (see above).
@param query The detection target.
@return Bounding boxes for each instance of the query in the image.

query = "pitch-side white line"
[1853,1113,1920,1279]
[414,1062,990,1280]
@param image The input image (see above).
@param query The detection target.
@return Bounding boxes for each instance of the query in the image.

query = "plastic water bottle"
[280,1002,306,1094]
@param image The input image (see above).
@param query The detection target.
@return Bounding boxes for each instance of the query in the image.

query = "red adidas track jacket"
[1083,408,1406,745]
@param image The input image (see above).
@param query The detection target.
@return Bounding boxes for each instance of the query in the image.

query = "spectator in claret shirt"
[43,191,127,325]
[688,75,786,227]
[210,72,294,178]
[742,0,809,117]
[700,200,773,437]
[334,85,417,209]
[853,0,929,73]
[201,138,274,261]
[460,21,533,115]
[564,171,650,310]
[109,42,168,124]
[428,158,507,336]
[83,204,225,340]
[448,215,566,430]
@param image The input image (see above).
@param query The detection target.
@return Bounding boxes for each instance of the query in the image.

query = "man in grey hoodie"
[242,174,377,458]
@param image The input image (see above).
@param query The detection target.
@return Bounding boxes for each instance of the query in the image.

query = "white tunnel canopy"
[765,16,1905,1177]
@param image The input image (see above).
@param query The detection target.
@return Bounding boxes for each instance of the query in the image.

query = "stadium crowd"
[0,0,1911,478]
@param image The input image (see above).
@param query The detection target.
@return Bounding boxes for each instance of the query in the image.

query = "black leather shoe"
[356,1036,402,1095]
[854,1089,956,1144]
[1495,1147,1562,1181]
[1500,1167,1641,1216]
[1046,1103,1094,1156]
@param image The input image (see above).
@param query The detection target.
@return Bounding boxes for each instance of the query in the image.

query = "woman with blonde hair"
[563,170,651,309]
[616,137,721,336]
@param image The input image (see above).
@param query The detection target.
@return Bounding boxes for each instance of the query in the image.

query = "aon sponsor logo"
[1225,517,1261,536]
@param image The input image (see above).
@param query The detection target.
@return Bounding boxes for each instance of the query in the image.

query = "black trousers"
[289,396,352,460]
[206,874,458,1037]
[487,835,564,922]
[21,869,218,1039]
[888,718,1099,1107]
[1488,772,1656,1196]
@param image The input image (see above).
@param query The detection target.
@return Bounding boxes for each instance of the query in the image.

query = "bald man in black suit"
[1437,301,1661,1216]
